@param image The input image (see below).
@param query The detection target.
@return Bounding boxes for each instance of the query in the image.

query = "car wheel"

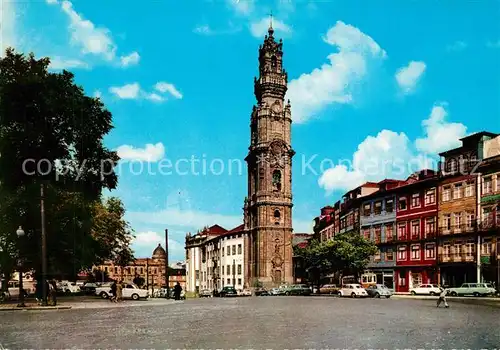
[375,293,380,298]
[285,292,290,296]
[100,292,108,299]
[473,292,479,297]
[411,291,416,295]
[430,292,436,296]
[351,292,356,298]
[451,291,457,297]
[385,295,391,299]
[131,293,139,300]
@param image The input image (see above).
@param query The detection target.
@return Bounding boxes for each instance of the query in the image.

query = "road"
[1,296,499,349]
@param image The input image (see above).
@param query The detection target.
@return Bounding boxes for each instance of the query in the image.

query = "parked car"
[81,282,98,295]
[169,289,186,299]
[57,281,81,294]
[95,283,148,300]
[219,286,238,297]
[319,284,340,295]
[199,289,213,298]
[269,287,286,296]
[338,284,368,298]
[283,284,311,296]
[254,288,270,296]
[447,283,496,297]
[239,288,252,296]
[0,290,11,302]
[410,284,442,296]
[366,284,392,298]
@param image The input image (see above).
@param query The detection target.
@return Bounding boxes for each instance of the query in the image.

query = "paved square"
[1,297,499,348]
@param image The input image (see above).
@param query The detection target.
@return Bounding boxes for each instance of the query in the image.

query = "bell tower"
[244,21,295,287]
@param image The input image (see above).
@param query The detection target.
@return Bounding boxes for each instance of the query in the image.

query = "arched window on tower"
[271,56,277,71]
[274,209,281,225]
[272,170,282,191]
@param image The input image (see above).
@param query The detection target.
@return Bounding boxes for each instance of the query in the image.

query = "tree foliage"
[295,231,377,288]
[0,49,133,280]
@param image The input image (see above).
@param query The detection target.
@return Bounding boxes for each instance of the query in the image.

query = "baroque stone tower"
[244,22,295,287]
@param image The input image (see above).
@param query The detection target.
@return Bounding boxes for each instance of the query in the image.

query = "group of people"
[34,279,57,306]
[109,280,124,302]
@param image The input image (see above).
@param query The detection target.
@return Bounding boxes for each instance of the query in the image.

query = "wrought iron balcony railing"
[438,253,476,263]
[439,224,477,235]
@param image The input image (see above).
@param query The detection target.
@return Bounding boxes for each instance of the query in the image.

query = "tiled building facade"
[313,131,500,290]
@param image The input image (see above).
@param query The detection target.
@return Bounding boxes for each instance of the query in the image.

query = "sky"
[2,0,500,262]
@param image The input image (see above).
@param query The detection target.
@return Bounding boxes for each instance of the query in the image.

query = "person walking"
[110,280,117,302]
[116,280,123,302]
[437,287,449,308]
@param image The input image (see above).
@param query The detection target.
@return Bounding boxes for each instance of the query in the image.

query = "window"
[386,248,394,261]
[238,278,242,286]
[425,243,435,259]
[232,245,236,255]
[227,265,230,275]
[398,197,407,210]
[237,264,242,275]
[374,201,382,215]
[104,266,108,272]
[425,188,436,205]
[442,186,451,202]
[411,220,420,238]
[482,238,492,255]
[425,217,436,237]
[385,199,394,213]
[272,170,282,191]
[398,271,406,287]
[222,266,224,275]
[497,176,500,191]
[465,182,474,197]
[363,228,370,240]
[483,176,493,194]
[411,193,421,208]
[195,270,200,280]
[443,243,451,257]
[443,214,451,231]
[411,245,421,260]
[373,250,381,261]
[465,240,475,256]
[222,247,225,257]
[374,226,381,243]
[227,246,230,256]
[363,204,371,216]
[453,183,462,199]
[385,224,394,242]
[237,244,242,254]
[398,222,407,239]
[227,278,230,285]
[454,212,462,228]
[447,158,458,173]
[274,209,281,224]
[397,246,407,261]
[466,212,475,229]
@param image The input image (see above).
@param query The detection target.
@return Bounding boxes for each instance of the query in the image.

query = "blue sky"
[3,0,500,261]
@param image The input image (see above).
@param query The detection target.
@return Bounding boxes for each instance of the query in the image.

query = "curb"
[391,295,500,307]
[0,306,72,311]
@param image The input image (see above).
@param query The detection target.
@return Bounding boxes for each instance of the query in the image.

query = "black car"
[219,286,238,297]
[254,288,269,296]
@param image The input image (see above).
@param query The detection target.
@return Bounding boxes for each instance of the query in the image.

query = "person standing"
[437,287,449,308]
[116,280,123,302]
[110,280,117,302]
[174,282,182,300]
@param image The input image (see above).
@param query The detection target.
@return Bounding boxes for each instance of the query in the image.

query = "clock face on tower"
[271,101,281,114]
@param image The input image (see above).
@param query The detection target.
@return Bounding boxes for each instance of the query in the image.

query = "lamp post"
[16,226,25,308]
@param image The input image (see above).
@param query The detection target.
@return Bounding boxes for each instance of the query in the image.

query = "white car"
[57,281,81,294]
[95,283,148,300]
[410,284,442,296]
[338,284,368,298]
[447,283,497,297]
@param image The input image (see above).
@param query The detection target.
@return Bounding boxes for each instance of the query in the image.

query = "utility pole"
[165,229,170,298]
[146,258,149,293]
[40,183,48,306]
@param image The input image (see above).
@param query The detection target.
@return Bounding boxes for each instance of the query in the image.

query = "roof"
[206,224,228,235]
[152,244,166,258]
[459,131,498,141]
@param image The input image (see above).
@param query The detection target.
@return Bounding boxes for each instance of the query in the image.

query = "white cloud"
[146,93,165,102]
[116,142,165,162]
[60,0,116,61]
[48,56,89,70]
[154,82,183,99]
[46,0,59,4]
[120,51,140,67]
[109,83,140,99]
[132,231,185,259]
[318,130,413,193]
[415,102,467,154]
[286,21,387,124]
[1,0,17,55]
[228,0,254,15]
[446,41,467,52]
[395,61,426,94]
[250,17,292,38]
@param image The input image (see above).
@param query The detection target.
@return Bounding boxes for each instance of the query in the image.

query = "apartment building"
[437,131,499,287]
[477,134,500,285]
[393,170,439,292]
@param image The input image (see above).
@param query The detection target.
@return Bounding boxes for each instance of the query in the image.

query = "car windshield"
[432,284,439,288]
[378,285,387,289]
[485,284,493,288]
[354,285,363,289]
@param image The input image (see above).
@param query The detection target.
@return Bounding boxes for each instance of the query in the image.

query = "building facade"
[394,170,439,292]
[244,23,294,287]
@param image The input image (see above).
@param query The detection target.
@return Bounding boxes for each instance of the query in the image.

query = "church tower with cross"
[244,17,295,287]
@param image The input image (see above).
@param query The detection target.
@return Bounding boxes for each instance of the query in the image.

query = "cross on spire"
[268,11,273,29]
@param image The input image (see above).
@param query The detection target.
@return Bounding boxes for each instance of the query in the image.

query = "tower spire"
[268,11,274,36]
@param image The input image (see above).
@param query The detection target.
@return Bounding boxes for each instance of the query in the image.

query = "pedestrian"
[116,280,123,302]
[436,287,449,308]
[48,280,57,306]
[110,280,117,302]
[174,282,182,300]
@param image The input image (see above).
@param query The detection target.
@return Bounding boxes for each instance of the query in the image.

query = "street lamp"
[16,226,25,308]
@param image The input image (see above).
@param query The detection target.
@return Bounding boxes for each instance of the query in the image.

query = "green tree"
[0,49,125,279]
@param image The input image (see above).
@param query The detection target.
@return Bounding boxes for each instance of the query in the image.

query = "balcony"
[438,253,476,263]
[479,219,500,231]
[439,224,477,235]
